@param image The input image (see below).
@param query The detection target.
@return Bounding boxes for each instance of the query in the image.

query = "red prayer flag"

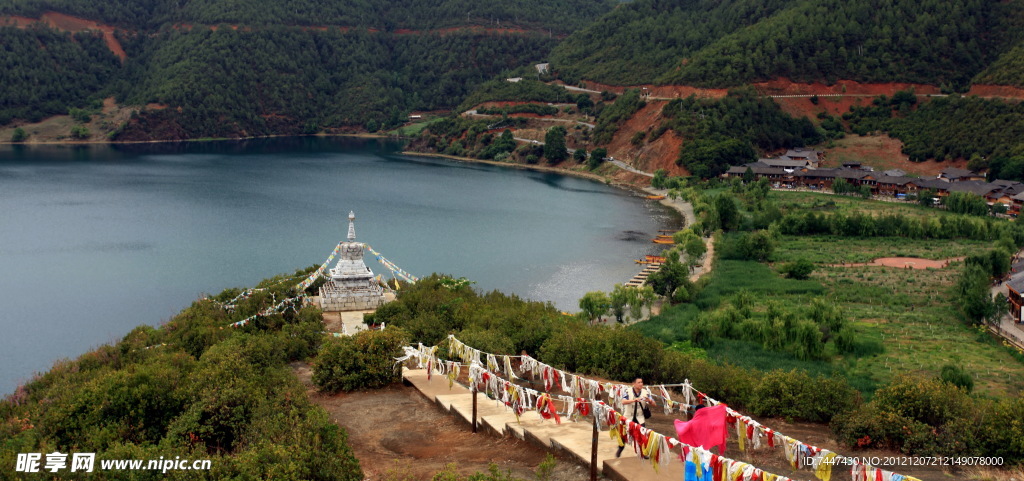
[674,404,728,453]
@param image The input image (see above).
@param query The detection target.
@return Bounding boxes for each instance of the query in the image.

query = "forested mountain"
[844,94,1024,170]
[113,29,558,138]
[0,0,614,138]
[0,27,120,124]
[550,0,1024,89]
[0,0,612,33]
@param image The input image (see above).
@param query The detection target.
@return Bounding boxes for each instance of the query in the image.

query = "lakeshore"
[0,137,679,394]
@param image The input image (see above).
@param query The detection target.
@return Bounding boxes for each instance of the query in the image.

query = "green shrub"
[938,364,974,393]
[778,259,815,279]
[540,324,664,380]
[748,370,857,423]
[831,403,918,450]
[70,125,91,139]
[10,127,27,142]
[872,376,971,427]
[312,328,410,393]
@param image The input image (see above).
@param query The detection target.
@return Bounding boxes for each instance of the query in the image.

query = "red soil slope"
[822,135,969,177]
[1,13,126,61]
[604,100,689,177]
[771,96,872,119]
[753,78,942,96]
[969,84,1024,99]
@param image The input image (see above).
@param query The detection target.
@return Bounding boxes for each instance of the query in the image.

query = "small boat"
[645,255,667,263]
[653,238,674,244]
[646,195,666,200]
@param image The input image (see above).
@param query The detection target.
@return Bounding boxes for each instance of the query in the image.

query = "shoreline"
[0,132,399,146]
[402,150,694,226]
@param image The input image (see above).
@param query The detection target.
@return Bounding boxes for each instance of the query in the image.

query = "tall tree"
[543,126,568,163]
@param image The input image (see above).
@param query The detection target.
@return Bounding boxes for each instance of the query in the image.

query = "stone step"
[403,368,688,481]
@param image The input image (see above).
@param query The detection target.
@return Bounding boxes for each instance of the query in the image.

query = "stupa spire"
[347,211,356,241]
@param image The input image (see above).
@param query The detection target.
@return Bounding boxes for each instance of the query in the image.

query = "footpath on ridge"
[403,368,686,481]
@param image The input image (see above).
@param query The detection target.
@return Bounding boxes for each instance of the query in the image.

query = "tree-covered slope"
[0,0,614,33]
[0,27,121,124]
[0,0,613,137]
[551,0,1024,89]
[974,41,1024,88]
[109,28,558,138]
[549,0,798,85]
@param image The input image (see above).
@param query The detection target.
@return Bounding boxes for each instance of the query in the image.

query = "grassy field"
[639,189,1024,397]
[388,118,443,137]
[771,236,988,264]
[772,190,946,219]
[814,261,1024,397]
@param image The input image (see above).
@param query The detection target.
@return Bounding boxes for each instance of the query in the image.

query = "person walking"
[616,377,655,458]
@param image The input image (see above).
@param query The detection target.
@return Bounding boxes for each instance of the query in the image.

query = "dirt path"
[828,256,964,269]
[291,363,591,481]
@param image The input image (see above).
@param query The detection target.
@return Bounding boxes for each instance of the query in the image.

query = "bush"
[831,403,917,450]
[11,127,27,142]
[748,370,857,422]
[313,328,410,393]
[539,324,663,381]
[70,125,91,139]
[778,259,815,279]
[938,364,974,393]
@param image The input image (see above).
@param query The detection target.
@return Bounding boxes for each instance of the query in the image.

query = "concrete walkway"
[403,368,685,481]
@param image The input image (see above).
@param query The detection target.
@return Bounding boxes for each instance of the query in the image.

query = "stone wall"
[318,295,385,312]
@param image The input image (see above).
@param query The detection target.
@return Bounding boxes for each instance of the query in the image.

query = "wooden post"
[590,411,598,481]
[472,388,478,433]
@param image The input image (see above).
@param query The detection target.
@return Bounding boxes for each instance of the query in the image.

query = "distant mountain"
[550,0,1024,89]
[0,0,615,138]
[0,0,611,33]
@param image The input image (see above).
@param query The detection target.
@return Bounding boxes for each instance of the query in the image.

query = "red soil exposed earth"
[968,84,1024,99]
[753,78,942,97]
[1,12,126,61]
[822,135,969,177]
[830,256,965,269]
[604,100,690,177]
[771,95,873,120]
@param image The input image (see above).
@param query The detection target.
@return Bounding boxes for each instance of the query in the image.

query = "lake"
[0,136,680,394]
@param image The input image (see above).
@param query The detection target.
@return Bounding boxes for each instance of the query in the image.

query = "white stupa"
[318,211,386,311]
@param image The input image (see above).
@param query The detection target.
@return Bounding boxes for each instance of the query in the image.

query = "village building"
[780,148,822,168]
[721,159,1024,211]
[1008,276,1024,323]
[938,167,986,183]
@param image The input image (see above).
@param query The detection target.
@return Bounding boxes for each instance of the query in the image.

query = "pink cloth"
[674,404,728,453]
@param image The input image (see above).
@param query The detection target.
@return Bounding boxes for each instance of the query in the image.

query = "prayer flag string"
[443,335,921,481]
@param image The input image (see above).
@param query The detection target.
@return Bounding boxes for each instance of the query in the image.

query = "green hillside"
[0,0,612,33]
[974,42,1024,88]
[113,28,557,138]
[550,0,1024,89]
[0,0,614,138]
[0,27,121,124]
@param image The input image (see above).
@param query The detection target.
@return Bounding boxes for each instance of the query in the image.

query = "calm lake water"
[0,137,680,394]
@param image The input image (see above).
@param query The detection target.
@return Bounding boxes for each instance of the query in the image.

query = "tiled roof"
[1007,275,1024,294]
